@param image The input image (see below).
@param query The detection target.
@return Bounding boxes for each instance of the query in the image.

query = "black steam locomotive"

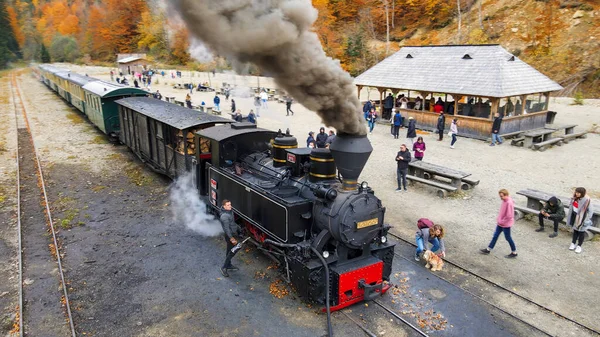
[197,122,395,311]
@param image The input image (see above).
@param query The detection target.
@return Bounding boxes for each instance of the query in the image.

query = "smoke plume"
[171,0,366,135]
[170,173,223,236]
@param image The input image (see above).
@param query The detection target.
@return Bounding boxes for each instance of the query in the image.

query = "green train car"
[82,81,147,136]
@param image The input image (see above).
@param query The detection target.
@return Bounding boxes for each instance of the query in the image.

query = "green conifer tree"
[40,43,51,63]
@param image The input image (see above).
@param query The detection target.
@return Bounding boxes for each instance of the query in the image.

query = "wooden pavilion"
[354,45,563,139]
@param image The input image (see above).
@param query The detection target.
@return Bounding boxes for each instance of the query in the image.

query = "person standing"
[254,96,261,117]
[449,119,458,149]
[367,108,378,134]
[567,187,593,254]
[306,132,315,147]
[185,94,192,109]
[325,130,336,147]
[220,199,242,277]
[490,113,504,146]
[536,196,565,238]
[413,136,426,161]
[480,189,518,258]
[231,99,236,113]
[213,94,221,111]
[395,144,411,192]
[392,109,402,139]
[225,88,230,100]
[383,93,394,119]
[437,112,445,141]
[363,100,373,120]
[316,127,328,148]
[110,70,114,81]
[406,116,417,146]
[260,90,269,109]
[286,96,294,116]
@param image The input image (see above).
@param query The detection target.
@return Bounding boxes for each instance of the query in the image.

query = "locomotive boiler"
[197,122,395,312]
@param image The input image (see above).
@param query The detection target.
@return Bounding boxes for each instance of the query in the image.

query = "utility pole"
[457,0,462,44]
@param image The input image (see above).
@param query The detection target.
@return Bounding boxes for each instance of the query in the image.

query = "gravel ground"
[64,64,600,331]
[5,65,600,335]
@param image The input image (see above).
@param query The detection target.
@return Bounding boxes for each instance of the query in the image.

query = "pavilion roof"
[354,44,563,98]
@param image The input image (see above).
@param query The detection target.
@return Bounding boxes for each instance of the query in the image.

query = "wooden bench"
[172,84,185,89]
[562,131,587,144]
[406,174,458,198]
[532,137,563,151]
[461,177,480,189]
[549,124,577,135]
[174,100,185,107]
[515,189,600,239]
[511,137,525,147]
[499,130,526,139]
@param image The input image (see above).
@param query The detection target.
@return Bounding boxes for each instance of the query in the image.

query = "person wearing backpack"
[415,218,446,261]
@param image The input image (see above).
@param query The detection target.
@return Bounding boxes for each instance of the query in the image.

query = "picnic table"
[407,160,479,198]
[522,128,557,148]
[514,188,599,239]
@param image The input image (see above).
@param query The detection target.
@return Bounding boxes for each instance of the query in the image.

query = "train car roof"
[115,97,233,130]
[38,64,69,74]
[83,80,147,98]
[56,72,99,86]
[197,123,276,141]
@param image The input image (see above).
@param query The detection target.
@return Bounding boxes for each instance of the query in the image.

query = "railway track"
[11,71,77,337]
[388,232,600,337]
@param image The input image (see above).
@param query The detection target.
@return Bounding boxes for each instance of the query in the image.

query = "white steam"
[169,173,223,236]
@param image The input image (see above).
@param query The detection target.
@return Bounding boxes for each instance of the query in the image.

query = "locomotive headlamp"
[322,251,330,259]
[381,236,387,243]
[361,181,368,189]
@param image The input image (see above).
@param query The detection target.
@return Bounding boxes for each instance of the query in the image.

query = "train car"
[38,64,69,92]
[115,97,233,179]
[56,72,99,113]
[82,81,147,137]
[197,123,395,311]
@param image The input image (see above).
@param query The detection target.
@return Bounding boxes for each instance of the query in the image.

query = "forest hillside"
[1,0,599,97]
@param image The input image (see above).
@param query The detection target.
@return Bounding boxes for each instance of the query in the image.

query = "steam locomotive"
[197,123,395,311]
[34,64,395,311]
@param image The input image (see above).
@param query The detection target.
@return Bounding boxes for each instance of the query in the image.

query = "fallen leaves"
[269,279,289,299]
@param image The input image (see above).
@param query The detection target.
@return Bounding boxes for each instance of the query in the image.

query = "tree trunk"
[479,0,483,29]
[457,0,462,44]
[383,0,390,56]
[391,0,395,29]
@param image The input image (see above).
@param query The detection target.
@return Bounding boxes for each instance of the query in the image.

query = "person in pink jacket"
[480,189,518,258]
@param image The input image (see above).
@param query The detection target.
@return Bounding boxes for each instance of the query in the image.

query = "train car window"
[156,123,163,139]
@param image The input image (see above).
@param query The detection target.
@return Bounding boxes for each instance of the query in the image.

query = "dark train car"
[56,72,99,113]
[197,124,395,311]
[116,97,233,179]
[83,81,147,136]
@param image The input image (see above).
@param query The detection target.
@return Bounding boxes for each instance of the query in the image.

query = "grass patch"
[90,135,108,144]
[106,153,123,160]
[125,165,153,186]
[91,185,106,192]
[59,208,79,229]
[66,155,77,160]
[66,112,85,124]
[0,140,6,153]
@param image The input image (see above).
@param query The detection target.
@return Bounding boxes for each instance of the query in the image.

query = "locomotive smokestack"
[328,134,372,191]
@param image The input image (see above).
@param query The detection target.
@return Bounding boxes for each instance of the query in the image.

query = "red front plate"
[325,261,389,312]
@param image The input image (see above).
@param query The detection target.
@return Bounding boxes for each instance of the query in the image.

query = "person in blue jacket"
[213,94,221,111]
[247,110,256,124]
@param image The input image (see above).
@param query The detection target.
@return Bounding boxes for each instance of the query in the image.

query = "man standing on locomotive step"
[220,199,242,277]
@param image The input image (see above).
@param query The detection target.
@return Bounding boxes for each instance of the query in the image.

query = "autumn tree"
[137,9,169,59]
[170,25,190,65]
[1,0,20,67]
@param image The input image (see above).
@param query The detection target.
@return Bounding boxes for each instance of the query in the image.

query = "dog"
[423,250,444,271]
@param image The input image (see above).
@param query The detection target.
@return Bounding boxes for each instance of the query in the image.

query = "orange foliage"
[171,25,191,64]
[6,6,24,48]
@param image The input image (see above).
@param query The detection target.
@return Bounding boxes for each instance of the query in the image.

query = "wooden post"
[357,85,363,101]
[543,92,550,110]
[391,89,400,108]
[454,95,462,115]
[490,98,499,119]
[419,92,430,111]
[519,95,527,115]
[378,88,385,115]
